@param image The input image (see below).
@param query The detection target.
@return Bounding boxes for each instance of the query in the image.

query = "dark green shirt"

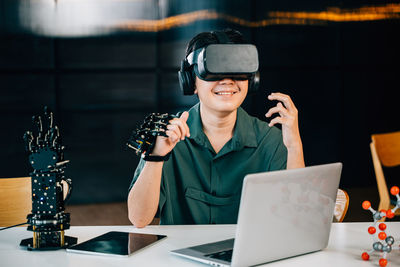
[129,103,287,225]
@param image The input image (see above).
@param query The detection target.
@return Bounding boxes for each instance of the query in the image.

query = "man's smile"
[215,91,237,95]
[213,88,240,96]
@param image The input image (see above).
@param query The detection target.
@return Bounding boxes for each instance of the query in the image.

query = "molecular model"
[361,186,400,267]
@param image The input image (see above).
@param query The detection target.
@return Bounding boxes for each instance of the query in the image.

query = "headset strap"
[212,31,232,44]
[186,47,203,66]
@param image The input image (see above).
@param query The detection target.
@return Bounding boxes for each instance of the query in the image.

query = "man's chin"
[200,99,244,115]
[213,103,241,114]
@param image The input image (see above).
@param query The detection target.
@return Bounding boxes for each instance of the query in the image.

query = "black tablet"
[66,231,167,257]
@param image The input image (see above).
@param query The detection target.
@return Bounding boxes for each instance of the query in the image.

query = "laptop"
[170,162,343,267]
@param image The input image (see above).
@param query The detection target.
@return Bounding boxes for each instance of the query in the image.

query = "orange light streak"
[270,3,400,22]
[115,3,400,32]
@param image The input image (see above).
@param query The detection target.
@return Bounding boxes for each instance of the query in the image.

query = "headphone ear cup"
[178,60,196,95]
[178,69,195,95]
[248,71,260,93]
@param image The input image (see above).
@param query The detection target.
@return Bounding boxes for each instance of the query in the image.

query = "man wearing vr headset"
[128,29,304,228]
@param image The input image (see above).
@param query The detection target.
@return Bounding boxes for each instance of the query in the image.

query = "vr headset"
[178,41,260,95]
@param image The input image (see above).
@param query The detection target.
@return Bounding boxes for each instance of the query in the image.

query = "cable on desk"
[0,222,28,231]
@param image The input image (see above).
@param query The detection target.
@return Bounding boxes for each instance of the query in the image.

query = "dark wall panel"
[0,74,55,111]
[254,26,340,67]
[58,73,157,111]
[0,73,55,177]
[160,40,187,69]
[0,35,54,69]
[341,70,399,188]
[60,111,145,204]
[341,21,400,66]
[58,35,157,69]
[0,113,36,178]
[159,72,198,111]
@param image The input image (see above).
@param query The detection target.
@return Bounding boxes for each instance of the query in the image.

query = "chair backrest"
[371,131,400,167]
[370,131,400,214]
[0,177,31,227]
[333,189,349,222]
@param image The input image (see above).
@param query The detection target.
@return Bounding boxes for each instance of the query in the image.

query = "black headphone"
[178,31,260,95]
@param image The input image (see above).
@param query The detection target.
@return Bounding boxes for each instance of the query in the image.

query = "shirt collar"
[186,103,208,147]
[231,106,258,149]
[186,103,258,151]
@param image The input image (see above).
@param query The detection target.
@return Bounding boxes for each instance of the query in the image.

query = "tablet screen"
[66,231,166,257]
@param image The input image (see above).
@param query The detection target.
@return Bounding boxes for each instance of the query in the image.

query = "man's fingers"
[268,116,285,127]
[265,103,288,118]
[169,120,187,140]
[167,124,183,140]
[165,130,179,143]
[169,111,190,139]
[180,111,190,137]
[268,92,294,110]
[180,111,189,122]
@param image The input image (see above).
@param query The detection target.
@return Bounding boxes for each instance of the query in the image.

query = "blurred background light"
[3,1,399,37]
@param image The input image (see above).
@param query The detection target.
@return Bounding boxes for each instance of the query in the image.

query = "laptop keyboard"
[191,238,234,254]
[206,249,233,262]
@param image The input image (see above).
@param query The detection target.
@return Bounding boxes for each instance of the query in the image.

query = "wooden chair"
[0,177,31,227]
[370,131,400,219]
[0,177,71,227]
[333,189,349,222]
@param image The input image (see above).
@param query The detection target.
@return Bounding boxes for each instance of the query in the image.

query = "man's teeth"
[216,92,235,95]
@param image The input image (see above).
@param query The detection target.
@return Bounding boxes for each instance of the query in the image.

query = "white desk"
[1,222,400,267]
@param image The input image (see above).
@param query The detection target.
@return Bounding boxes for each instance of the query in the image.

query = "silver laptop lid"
[231,162,342,267]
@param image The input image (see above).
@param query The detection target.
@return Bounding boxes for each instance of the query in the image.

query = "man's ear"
[193,77,198,94]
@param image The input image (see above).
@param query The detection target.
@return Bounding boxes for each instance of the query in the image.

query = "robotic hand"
[20,106,76,250]
[127,113,177,158]
[23,106,72,201]
[23,106,68,171]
